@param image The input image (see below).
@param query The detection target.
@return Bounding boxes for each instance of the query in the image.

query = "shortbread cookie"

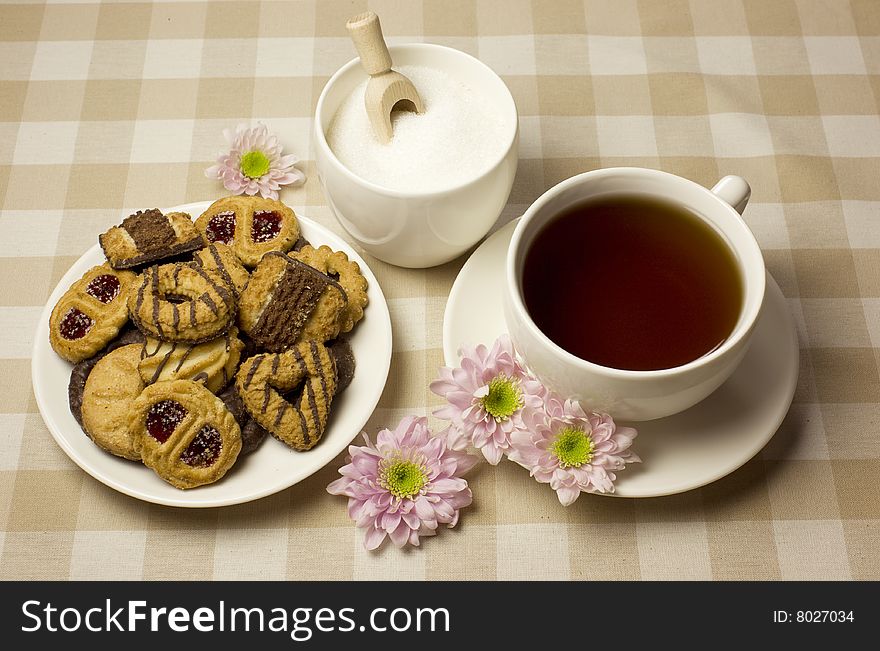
[80,344,145,460]
[238,252,347,351]
[130,380,242,489]
[291,245,368,334]
[69,327,145,426]
[192,243,250,297]
[49,263,137,363]
[194,196,300,267]
[100,209,202,269]
[129,263,236,343]
[217,384,269,455]
[235,342,338,451]
[138,327,244,393]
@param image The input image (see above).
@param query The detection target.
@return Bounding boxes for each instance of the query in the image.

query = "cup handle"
[711,176,751,215]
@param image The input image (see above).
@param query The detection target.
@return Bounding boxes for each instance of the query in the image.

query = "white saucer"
[443,219,799,497]
[32,201,392,508]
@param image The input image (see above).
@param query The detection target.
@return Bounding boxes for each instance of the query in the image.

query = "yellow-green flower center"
[379,456,428,499]
[240,150,271,179]
[480,374,524,421]
[551,426,594,468]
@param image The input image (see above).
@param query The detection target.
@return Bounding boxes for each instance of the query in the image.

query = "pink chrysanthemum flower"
[327,416,477,550]
[430,335,545,465]
[508,393,640,505]
[205,122,305,200]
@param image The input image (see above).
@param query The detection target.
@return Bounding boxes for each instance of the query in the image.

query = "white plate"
[443,219,798,498]
[32,201,392,508]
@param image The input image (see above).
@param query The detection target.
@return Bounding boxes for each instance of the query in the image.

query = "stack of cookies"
[50,196,367,490]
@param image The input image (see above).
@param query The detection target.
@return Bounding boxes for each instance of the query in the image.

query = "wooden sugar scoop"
[346,11,424,143]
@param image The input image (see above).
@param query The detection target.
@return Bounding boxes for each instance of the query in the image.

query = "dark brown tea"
[522,195,743,371]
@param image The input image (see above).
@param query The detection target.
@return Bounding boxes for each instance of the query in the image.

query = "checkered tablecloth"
[1,0,879,581]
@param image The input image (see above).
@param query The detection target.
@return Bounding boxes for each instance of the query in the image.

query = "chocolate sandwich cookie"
[129,263,236,343]
[217,384,269,455]
[138,326,244,393]
[100,209,202,270]
[194,196,301,268]
[68,327,145,427]
[234,342,338,451]
[291,245,368,335]
[237,252,347,352]
[328,338,356,393]
[49,262,138,363]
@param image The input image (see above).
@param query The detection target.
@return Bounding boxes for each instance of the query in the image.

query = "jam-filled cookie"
[292,245,368,334]
[130,380,242,489]
[80,344,145,460]
[235,341,338,451]
[238,252,347,351]
[129,263,236,343]
[138,326,244,393]
[191,243,250,297]
[49,263,137,363]
[194,196,300,267]
[69,327,145,426]
[100,209,202,270]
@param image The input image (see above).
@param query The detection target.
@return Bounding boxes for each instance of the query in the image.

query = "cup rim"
[314,42,519,199]
[506,167,767,379]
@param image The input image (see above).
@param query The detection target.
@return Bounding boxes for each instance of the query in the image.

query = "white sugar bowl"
[314,43,519,268]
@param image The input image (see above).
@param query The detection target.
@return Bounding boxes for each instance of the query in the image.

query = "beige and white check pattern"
[1,0,879,580]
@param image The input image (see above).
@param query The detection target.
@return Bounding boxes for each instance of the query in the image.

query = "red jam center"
[59,308,93,340]
[206,211,236,244]
[85,274,121,304]
[180,425,222,467]
[145,400,187,443]
[251,210,282,243]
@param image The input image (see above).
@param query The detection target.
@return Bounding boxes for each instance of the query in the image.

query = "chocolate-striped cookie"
[234,342,338,451]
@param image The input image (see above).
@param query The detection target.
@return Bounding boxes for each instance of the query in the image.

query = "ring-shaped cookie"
[235,341,338,451]
[129,263,236,343]
[292,245,368,334]
[49,263,138,362]
[195,196,300,267]
[130,380,242,489]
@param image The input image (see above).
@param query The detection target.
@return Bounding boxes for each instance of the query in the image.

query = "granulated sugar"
[327,65,509,193]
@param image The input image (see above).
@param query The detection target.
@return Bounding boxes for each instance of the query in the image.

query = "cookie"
[129,263,236,343]
[194,196,300,267]
[49,263,138,363]
[69,327,145,427]
[138,326,244,393]
[217,384,269,455]
[192,243,250,297]
[328,338,356,393]
[235,342,338,451]
[291,245,368,334]
[130,380,242,489]
[100,209,202,270]
[238,252,347,351]
[80,344,145,460]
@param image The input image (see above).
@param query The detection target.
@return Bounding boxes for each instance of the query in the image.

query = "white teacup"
[504,168,764,421]
[314,43,519,269]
